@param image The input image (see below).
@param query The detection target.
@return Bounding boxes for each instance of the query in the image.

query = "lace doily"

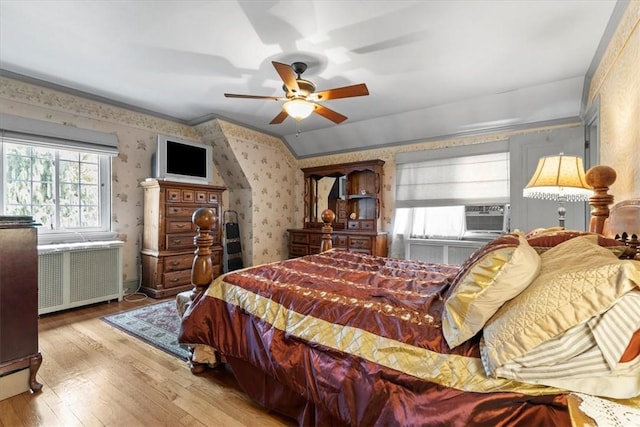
[575,393,640,427]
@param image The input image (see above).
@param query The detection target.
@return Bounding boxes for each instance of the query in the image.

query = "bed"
[178,165,640,426]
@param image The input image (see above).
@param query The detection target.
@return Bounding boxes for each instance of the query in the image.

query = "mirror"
[307,175,345,224]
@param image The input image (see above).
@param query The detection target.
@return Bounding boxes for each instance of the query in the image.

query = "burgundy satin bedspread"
[179,250,570,426]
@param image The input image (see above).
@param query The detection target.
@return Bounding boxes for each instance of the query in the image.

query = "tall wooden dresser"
[0,216,42,397]
[141,180,225,298]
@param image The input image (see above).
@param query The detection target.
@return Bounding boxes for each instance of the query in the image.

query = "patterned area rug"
[102,300,189,360]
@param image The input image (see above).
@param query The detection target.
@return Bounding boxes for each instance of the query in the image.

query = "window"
[393,206,466,239]
[3,142,109,230]
[391,142,510,258]
[1,113,118,244]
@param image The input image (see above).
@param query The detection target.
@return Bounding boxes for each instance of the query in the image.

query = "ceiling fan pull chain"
[296,121,302,137]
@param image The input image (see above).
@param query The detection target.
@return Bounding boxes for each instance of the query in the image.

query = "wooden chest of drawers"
[0,216,42,396]
[141,179,225,298]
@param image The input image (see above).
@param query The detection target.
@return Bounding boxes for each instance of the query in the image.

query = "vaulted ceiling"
[0,1,621,158]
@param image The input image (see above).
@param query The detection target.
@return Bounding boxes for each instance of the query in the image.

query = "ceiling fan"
[224,61,369,124]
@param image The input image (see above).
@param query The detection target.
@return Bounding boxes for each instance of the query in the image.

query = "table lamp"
[522,154,593,227]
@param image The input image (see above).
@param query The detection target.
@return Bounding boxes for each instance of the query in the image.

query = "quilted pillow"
[481,234,640,376]
[442,232,541,348]
[525,229,629,257]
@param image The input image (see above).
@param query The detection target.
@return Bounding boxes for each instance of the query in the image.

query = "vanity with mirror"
[288,159,388,258]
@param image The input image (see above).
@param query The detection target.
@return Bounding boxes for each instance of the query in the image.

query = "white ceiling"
[0,1,620,158]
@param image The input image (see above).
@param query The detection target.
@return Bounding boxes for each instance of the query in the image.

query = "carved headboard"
[586,165,639,259]
[604,199,640,259]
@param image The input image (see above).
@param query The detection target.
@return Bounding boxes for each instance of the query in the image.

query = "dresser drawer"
[166,220,194,234]
[309,233,323,246]
[207,192,220,204]
[164,251,221,276]
[290,232,309,245]
[166,205,196,217]
[166,188,182,202]
[181,190,195,202]
[347,220,360,230]
[163,269,192,288]
[166,233,195,250]
[359,220,374,231]
[348,236,372,250]
[164,254,194,272]
[333,234,348,248]
[290,244,309,257]
[195,190,208,203]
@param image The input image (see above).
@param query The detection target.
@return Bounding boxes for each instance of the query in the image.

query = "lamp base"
[557,195,566,228]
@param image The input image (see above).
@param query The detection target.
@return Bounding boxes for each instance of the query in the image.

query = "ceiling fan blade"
[272,61,300,94]
[269,109,289,124]
[314,104,347,124]
[313,83,369,101]
[224,93,282,101]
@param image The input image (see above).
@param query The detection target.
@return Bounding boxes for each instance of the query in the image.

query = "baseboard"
[0,368,30,400]
[123,279,141,295]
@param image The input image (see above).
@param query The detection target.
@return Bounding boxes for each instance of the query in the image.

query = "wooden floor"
[0,296,295,427]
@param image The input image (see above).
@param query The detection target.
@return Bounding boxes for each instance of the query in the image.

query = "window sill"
[37,239,123,254]
[37,230,119,246]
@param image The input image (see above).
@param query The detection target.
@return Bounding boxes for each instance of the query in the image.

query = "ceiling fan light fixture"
[283,99,315,121]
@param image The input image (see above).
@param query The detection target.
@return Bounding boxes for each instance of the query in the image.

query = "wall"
[0,76,225,291]
[297,122,583,238]
[587,1,640,199]
[195,119,298,266]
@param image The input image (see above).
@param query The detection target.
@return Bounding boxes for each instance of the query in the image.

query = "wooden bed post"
[585,165,617,235]
[190,207,217,298]
[320,209,335,252]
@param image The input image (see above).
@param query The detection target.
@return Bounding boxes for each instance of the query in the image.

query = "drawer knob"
[171,261,180,266]
[172,239,182,244]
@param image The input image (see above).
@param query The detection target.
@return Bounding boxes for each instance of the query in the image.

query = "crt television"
[152,135,213,184]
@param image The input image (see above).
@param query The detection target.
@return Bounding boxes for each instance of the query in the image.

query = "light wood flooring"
[0,296,295,427]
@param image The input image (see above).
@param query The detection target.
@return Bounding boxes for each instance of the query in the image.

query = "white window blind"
[395,151,510,208]
[0,114,119,156]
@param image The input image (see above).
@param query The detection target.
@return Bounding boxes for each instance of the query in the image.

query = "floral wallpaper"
[587,1,640,200]
[195,119,298,266]
[0,76,205,291]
